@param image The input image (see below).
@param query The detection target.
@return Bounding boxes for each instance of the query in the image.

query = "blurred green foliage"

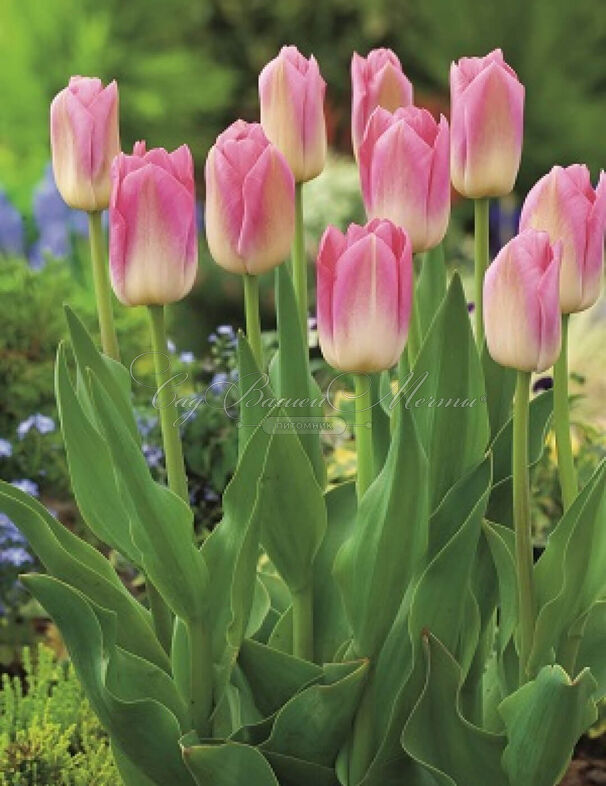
[1,0,605,211]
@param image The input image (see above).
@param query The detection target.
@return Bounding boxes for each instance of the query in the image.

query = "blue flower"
[136,413,158,437]
[11,479,39,497]
[0,513,27,546]
[217,325,234,337]
[142,443,164,469]
[0,547,34,567]
[209,372,230,394]
[0,438,12,458]
[179,351,195,364]
[17,413,56,439]
[167,339,176,353]
[0,190,25,256]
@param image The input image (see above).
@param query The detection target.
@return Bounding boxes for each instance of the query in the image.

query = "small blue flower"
[0,190,25,256]
[209,372,230,394]
[0,438,12,458]
[208,332,218,345]
[533,376,554,393]
[136,413,158,437]
[0,513,27,546]
[203,487,219,503]
[217,325,235,337]
[17,413,56,439]
[0,547,34,567]
[142,443,164,469]
[167,339,176,353]
[179,351,195,364]
[11,479,39,497]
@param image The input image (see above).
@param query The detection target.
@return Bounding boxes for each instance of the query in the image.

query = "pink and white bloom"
[484,230,562,372]
[450,49,524,198]
[351,49,413,160]
[359,106,450,252]
[109,142,198,306]
[259,45,327,182]
[520,165,606,313]
[317,219,413,372]
[50,76,120,211]
[205,121,294,275]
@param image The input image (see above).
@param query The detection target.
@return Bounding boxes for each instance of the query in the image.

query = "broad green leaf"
[499,664,597,786]
[262,753,338,786]
[334,404,428,658]
[0,482,168,671]
[112,743,161,786]
[260,659,368,768]
[255,428,327,595]
[576,601,606,698]
[405,274,489,510]
[481,342,516,439]
[275,264,326,487]
[88,370,208,622]
[181,740,279,786]
[402,633,508,786]
[64,305,139,441]
[236,331,268,456]
[529,461,606,673]
[24,575,194,786]
[55,343,140,564]
[416,244,447,338]
[483,520,518,656]
[246,577,272,639]
[267,605,294,654]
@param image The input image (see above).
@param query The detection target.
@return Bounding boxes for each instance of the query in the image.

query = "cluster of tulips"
[2,41,605,786]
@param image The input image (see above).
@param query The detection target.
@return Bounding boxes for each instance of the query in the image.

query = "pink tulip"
[484,230,562,372]
[351,49,413,161]
[259,45,327,182]
[317,219,413,372]
[109,141,198,306]
[358,106,450,253]
[450,49,524,198]
[520,165,606,314]
[50,76,120,211]
[205,120,295,275]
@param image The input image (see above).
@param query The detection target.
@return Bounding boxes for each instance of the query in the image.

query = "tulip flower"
[316,219,413,373]
[50,76,120,211]
[351,48,413,160]
[109,141,198,307]
[358,106,450,253]
[520,165,606,314]
[450,49,524,199]
[205,120,295,277]
[483,230,562,373]
[259,45,327,183]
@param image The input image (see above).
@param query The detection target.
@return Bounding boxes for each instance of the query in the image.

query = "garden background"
[0,0,605,782]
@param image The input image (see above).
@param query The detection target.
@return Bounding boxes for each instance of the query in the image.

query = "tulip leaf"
[0,480,168,671]
[407,273,489,510]
[262,753,338,786]
[236,331,269,456]
[88,369,208,622]
[402,632,508,786]
[23,574,195,786]
[112,742,161,786]
[482,520,518,657]
[529,460,606,673]
[334,403,428,658]
[499,664,597,786]
[416,243,447,338]
[55,342,141,564]
[181,740,279,786]
[275,264,326,488]
[576,600,606,698]
[481,342,516,439]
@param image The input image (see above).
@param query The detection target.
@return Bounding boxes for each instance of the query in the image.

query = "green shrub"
[0,645,118,785]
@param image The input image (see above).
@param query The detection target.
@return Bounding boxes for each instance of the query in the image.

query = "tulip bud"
[351,49,413,161]
[50,76,120,211]
[259,45,327,182]
[109,142,198,306]
[317,219,413,372]
[484,230,562,372]
[205,120,295,275]
[520,165,606,314]
[450,49,524,198]
[359,106,450,253]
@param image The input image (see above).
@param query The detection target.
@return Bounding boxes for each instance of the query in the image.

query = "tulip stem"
[474,197,490,347]
[553,314,578,510]
[147,305,189,505]
[186,618,213,737]
[354,374,374,502]
[292,183,308,341]
[292,582,314,661]
[513,370,536,682]
[88,211,120,361]
[243,274,263,369]
[407,255,423,366]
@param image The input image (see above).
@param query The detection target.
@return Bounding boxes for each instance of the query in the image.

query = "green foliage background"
[1,0,605,210]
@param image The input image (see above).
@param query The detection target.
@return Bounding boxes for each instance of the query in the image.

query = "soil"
[560,737,606,785]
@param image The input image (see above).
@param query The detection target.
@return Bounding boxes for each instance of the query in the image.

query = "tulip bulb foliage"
[4,43,606,786]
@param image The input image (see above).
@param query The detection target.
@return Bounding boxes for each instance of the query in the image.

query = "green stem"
[513,370,535,682]
[474,198,490,347]
[187,620,213,737]
[292,583,314,661]
[243,274,263,369]
[88,211,120,361]
[147,305,189,504]
[407,258,422,366]
[553,314,578,510]
[292,183,307,340]
[354,374,374,502]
